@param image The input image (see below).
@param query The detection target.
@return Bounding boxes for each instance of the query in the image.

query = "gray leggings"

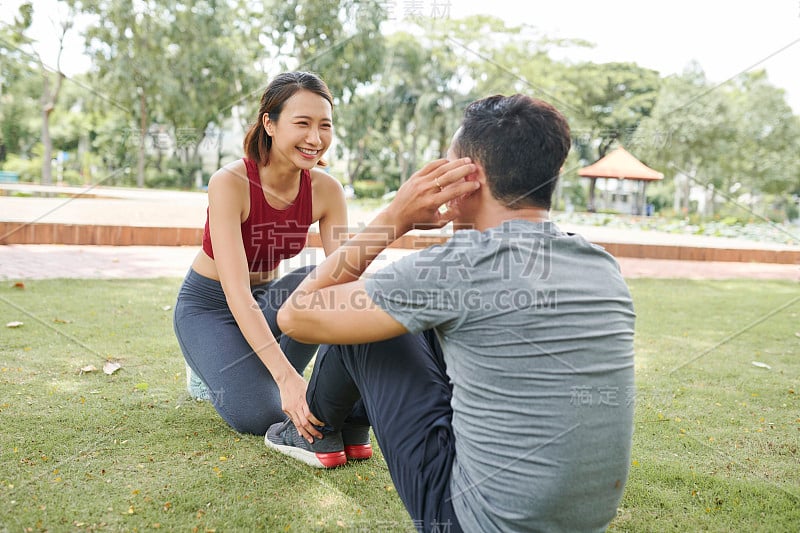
[173,266,318,434]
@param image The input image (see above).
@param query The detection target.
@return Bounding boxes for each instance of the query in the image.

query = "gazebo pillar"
[577,147,664,216]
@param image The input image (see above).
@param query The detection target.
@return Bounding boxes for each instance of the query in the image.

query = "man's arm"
[277,158,478,344]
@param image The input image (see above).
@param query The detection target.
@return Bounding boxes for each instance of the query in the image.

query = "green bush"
[765,196,799,223]
[2,152,85,185]
[59,168,83,186]
[353,180,387,199]
[145,171,181,189]
[720,216,742,226]
[142,157,208,190]
[557,179,587,211]
[2,153,41,182]
[786,201,799,221]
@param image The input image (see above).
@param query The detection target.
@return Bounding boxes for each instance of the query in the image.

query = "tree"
[38,6,74,185]
[267,0,385,102]
[562,61,661,211]
[157,0,262,188]
[0,3,38,162]
[334,87,397,186]
[76,0,168,186]
[76,0,263,187]
[634,66,730,214]
[635,66,800,219]
[725,71,800,199]
[0,1,74,183]
[350,20,474,186]
[266,0,387,188]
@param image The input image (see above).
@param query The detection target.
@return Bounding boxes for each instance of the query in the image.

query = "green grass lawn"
[1,277,798,532]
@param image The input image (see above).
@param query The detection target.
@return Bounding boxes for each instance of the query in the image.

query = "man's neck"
[468,202,550,232]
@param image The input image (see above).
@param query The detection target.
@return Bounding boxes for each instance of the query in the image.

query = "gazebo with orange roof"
[578,146,664,215]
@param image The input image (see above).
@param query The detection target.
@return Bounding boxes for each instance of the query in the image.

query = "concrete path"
[1,244,797,281]
[0,184,798,281]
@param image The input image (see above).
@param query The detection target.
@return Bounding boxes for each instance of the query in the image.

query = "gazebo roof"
[578,146,664,181]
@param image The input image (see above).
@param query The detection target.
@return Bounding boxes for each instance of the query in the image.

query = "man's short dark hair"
[453,94,571,209]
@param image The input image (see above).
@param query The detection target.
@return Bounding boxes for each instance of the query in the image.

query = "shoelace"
[273,419,299,445]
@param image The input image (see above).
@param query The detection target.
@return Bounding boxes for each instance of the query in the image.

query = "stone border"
[1,221,799,265]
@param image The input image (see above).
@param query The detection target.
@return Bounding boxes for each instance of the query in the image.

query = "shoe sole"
[344,444,373,461]
[265,436,346,469]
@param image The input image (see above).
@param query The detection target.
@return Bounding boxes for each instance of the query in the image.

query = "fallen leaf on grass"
[103,361,122,375]
[6,321,23,328]
[12,282,25,289]
[79,365,98,374]
[751,361,771,370]
[53,318,73,324]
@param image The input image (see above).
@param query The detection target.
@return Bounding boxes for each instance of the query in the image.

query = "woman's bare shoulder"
[208,159,249,191]
[309,167,344,193]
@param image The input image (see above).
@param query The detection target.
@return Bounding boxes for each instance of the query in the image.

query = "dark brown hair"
[453,94,571,210]
[243,71,334,166]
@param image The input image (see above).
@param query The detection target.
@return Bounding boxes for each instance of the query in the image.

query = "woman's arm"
[208,164,322,441]
[311,169,349,256]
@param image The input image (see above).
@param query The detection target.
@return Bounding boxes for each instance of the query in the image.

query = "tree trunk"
[347,139,365,186]
[41,103,53,186]
[408,131,418,183]
[706,185,716,217]
[588,179,597,212]
[216,127,224,172]
[682,174,691,214]
[192,143,202,189]
[137,90,146,187]
[40,69,64,186]
[38,15,71,186]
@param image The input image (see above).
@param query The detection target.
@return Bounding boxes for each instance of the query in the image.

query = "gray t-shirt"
[365,220,635,532]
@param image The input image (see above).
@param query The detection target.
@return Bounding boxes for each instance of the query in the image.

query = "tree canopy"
[1,1,798,220]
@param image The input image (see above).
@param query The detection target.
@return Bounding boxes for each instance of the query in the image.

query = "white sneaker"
[185,363,210,401]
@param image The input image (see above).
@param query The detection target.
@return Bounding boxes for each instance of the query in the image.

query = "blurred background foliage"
[0,0,798,222]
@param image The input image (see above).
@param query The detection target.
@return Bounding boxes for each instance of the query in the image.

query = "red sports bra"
[202,158,313,272]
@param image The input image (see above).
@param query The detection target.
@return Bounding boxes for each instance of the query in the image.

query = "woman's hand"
[277,371,324,442]
[383,158,479,234]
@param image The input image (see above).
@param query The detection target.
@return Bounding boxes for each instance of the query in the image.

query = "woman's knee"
[216,401,285,435]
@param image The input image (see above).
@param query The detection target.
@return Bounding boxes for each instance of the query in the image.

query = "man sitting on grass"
[269,94,636,532]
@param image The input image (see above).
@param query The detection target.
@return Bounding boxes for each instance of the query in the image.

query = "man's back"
[367,220,635,532]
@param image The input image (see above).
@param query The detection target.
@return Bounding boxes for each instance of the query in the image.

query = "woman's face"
[264,89,333,170]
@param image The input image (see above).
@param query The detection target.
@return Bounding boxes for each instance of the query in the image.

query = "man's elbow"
[277,303,325,344]
[277,305,303,341]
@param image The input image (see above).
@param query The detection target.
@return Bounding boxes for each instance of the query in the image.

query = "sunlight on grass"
[1,277,798,531]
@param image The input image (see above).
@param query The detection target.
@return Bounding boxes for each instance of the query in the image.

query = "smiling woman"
[171,72,360,449]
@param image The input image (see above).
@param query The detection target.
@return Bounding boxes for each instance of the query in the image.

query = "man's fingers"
[412,158,450,179]
[429,158,474,188]
[434,179,480,206]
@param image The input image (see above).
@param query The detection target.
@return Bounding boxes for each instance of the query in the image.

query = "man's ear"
[466,162,487,185]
